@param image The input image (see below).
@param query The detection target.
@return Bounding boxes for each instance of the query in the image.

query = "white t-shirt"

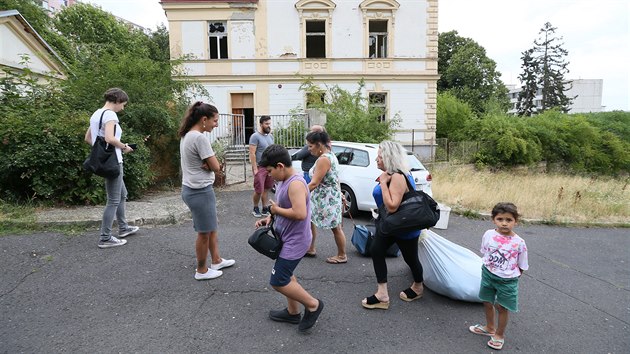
[89,108,123,163]
[480,229,529,278]
[180,130,215,188]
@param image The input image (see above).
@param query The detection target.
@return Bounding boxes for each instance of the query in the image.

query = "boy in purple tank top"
[255,144,324,333]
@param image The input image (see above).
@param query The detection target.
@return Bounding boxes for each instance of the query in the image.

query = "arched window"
[359,0,399,58]
[295,0,336,58]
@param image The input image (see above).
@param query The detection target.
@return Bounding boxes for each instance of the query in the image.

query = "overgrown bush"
[436,92,477,140]
[451,109,630,174]
[299,78,399,143]
[469,114,542,167]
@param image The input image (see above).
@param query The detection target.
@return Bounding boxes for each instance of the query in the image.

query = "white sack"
[418,229,483,303]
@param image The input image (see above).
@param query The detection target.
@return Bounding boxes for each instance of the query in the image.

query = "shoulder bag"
[375,171,440,237]
[83,110,120,179]
[248,217,283,259]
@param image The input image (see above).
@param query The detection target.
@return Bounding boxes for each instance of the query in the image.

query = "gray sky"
[83,0,629,111]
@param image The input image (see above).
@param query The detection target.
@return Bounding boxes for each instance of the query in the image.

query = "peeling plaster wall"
[181,21,206,59]
[265,2,299,58]
[230,20,255,59]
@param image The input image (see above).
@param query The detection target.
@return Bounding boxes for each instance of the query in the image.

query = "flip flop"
[304,252,317,258]
[362,295,389,310]
[469,324,494,336]
[487,337,505,350]
[399,288,423,302]
[325,256,347,264]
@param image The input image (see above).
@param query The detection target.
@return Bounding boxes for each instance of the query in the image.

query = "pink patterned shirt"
[480,229,529,278]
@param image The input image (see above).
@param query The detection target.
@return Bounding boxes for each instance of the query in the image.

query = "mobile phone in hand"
[128,143,138,150]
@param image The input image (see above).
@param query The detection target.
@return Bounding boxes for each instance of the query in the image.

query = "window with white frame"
[369,92,387,122]
[369,20,388,58]
[208,22,228,59]
[306,20,326,58]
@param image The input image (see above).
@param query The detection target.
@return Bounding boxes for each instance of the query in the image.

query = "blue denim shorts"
[269,257,301,287]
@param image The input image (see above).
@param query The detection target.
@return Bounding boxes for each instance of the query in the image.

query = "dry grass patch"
[431,164,630,225]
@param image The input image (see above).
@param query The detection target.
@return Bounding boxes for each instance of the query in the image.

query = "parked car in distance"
[291,141,432,216]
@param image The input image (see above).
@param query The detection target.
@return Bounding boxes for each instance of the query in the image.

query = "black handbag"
[375,172,440,237]
[248,217,283,259]
[83,110,120,179]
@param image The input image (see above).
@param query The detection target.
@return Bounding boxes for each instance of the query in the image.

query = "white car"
[292,141,433,216]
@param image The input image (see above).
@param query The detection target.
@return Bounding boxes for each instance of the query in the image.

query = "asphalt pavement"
[1,187,629,353]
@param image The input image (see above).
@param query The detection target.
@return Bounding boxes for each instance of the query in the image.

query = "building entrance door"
[231,93,254,144]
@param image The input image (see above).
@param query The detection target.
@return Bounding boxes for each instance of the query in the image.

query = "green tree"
[437,31,474,92]
[516,49,538,116]
[438,31,509,114]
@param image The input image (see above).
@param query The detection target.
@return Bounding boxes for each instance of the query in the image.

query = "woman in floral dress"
[304,131,348,264]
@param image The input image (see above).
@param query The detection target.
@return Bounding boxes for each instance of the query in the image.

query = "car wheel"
[340,184,358,217]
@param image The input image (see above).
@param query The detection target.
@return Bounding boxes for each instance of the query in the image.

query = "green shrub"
[0,108,152,204]
[468,114,542,167]
[436,92,477,140]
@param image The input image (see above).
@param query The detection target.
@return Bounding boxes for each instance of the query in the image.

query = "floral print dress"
[309,152,343,229]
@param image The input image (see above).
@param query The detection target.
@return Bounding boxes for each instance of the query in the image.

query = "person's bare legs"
[400,281,424,299]
[480,301,497,335]
[273,276,319,313]
[207,230,221,265]
[307,223,317,254]
[362,282,389,305]
[252,192,261,208]
[331,225,347,259]
[196,232,210,273]
[494,304,509,340]
[261,189,269,208]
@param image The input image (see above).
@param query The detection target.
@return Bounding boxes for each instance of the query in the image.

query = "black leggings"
[370,235,423,284]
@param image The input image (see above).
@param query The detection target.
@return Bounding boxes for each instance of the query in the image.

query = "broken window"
[369,92,387,122]
[369,20,388,58]
[306,20,326,58]
[209,22,228,59]
[306,92,325,108]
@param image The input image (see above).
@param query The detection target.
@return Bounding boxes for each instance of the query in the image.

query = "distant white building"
[507,79,604,114]
[0,10,67,81]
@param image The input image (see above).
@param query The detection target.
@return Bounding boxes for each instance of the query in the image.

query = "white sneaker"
[210,258,236,271]
[119,226,139,238]
[195,268,223,280]
[98,236,127,249]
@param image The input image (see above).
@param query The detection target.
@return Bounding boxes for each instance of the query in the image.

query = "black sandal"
[400,288,423,302]
[362,295,390,310]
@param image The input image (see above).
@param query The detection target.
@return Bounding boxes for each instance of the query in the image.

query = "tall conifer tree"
[521,22,573,114]
[516,49,538,116]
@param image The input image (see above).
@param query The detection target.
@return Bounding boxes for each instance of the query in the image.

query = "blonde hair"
[379,140,409,174]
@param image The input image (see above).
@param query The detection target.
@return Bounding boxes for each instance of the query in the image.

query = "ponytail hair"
[178,101,219,137]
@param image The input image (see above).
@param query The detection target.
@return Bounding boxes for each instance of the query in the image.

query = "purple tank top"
[274,173,312,260]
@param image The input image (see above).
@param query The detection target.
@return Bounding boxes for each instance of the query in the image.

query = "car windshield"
[406,154,426,171]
